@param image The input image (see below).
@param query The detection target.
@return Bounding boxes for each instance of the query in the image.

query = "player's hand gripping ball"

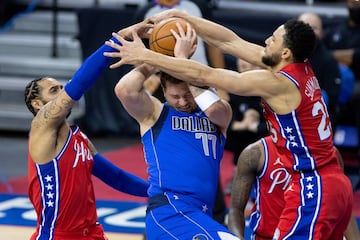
[149,17,197,56]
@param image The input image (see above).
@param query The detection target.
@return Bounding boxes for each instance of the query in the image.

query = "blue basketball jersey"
[142,103,226,210]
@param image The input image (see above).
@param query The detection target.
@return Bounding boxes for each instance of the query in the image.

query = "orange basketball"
[149,17,197,56]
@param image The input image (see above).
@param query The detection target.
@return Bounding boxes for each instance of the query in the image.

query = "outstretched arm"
[228,142,261,239]
[148,9,266,68]
[173,25,232,134]
[64,37,120,101]
[64,19,152,101]
[104,30,277,101]
[114,63,162,136]
[29,34,124,165]
[92,154,149,197]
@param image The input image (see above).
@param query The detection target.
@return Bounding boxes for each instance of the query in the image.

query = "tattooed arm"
[28,78,76,165]
[28,31,120,164]
[227,141,262,239]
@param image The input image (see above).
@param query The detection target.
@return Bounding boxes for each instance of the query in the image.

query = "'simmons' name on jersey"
[172,116,217,133]
[305,76,321,101]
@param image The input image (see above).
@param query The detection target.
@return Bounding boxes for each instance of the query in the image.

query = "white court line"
[0,225,143,240]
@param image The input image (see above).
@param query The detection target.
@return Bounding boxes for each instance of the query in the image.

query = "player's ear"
[31,99,43,113]
[282,47,292,60]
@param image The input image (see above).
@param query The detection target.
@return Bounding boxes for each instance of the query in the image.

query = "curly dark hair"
[283,19,316,63]
[24,77,46,116]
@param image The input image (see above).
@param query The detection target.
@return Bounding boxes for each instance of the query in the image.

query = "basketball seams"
[150,20,185,44]
[149,18,190,56]
[149,19,178,44]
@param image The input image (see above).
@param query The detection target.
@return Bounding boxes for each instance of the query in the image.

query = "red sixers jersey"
[28,126,103,239]
[249,137,291,240]
[262,62,352,239]
[262,61,338,172]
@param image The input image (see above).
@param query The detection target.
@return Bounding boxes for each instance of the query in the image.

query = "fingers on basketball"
[149,18,197,56]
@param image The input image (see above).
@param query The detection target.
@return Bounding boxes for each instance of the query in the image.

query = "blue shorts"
[145,192,239,240]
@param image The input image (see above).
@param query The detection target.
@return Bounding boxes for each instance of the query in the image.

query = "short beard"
[261,55,277,67]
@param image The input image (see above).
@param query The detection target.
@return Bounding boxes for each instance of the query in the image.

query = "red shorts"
[30,223,109,240]
[274,167,353,240]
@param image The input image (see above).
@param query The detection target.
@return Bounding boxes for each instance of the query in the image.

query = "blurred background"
[1,0,356,179]
[0,0,349,134]
[0,0,358,237]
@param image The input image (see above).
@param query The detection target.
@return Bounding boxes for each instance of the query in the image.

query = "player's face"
[163,82,197,113]
[262,26,285,67]
[37,78,64,104]
[31,78,64,115]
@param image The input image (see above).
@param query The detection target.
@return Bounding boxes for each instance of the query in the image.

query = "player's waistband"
[147,192,212,215]
[146,193,170,214]
[48,222,101,238]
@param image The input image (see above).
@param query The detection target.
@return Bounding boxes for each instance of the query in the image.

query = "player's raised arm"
[114,63,163,135]
[148,9,266,68]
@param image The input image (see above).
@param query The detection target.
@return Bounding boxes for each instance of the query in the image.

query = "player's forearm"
[189,85,231,130]
[229,181,249,238]
[143,49,214,87]
[64,36,120,100]
[117,20,146,39]
[228,208,245,238]
[115,64,155,96]
[207,45,225,68]
[170,10,264,67]
[230,165,256,238]
[172,11,238,52]
[92,154,149,197]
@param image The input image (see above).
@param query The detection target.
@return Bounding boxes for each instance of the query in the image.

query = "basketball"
[149,18,197,56]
